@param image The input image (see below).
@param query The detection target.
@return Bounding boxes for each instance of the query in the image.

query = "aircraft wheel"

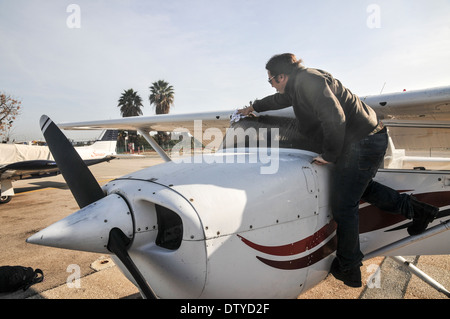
[0,193,11,204]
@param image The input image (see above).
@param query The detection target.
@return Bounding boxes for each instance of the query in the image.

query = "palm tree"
[117,89,143,117]
[149,80,175,148]
[117,89,143,153]
[149,80,174,115]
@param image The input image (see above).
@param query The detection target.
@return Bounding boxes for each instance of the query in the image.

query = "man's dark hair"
[266,53,303,76]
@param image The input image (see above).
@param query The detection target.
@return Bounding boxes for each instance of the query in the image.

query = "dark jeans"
[331,129,412,270]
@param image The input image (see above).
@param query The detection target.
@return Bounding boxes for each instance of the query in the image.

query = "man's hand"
[237,102,255,117]
[311,155,330,165]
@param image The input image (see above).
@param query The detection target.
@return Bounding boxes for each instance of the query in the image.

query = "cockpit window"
[220,116,321,153]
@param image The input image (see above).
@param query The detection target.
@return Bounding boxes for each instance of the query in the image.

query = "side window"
[383,126,450,170]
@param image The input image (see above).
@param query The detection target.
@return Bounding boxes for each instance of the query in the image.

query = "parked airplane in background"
[0,130,117,204]
[27,86,450,298]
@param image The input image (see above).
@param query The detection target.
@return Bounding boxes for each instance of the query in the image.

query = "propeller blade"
[38,115,157,299]
[40,115,104,208]
[107,228,157,299]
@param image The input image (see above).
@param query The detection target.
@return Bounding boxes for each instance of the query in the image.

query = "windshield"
[220,115,321,153]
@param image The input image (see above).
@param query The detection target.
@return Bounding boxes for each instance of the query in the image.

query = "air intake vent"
[155,205,183,250]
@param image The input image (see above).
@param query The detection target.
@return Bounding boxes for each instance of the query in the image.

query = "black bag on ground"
[0,266,44,293]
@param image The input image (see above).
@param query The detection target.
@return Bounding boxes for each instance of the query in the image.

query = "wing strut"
[390,256,450,297]
[363,220,450,297]
[137,129,171,162]
[363,219,450,259]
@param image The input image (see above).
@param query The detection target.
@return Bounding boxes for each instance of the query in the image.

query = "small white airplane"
[27,86,450,299]
[0,130,117,204]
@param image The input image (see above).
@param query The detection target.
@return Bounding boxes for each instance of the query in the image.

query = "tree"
[117,89,143,117]
[149,80,174,115]
[1,93,21,142]
[149,80,175,148]
[117,89,143,153]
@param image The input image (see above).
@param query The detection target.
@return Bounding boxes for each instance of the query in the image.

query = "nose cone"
[27,194,133,254]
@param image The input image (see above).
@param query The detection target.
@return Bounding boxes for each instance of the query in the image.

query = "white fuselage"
[98,148,450,298]
[27,148,450,298]
[102,148,329,298]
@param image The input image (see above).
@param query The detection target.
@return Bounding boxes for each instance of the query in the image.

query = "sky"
[1,0,449,141]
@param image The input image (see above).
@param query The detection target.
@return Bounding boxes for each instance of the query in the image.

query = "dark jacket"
[252,67,379,163]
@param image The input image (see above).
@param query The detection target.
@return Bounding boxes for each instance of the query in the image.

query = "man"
[238,53,439,288]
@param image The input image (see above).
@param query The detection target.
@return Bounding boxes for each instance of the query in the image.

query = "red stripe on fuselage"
[256,235,337,270]
[238,220,337,257]
[239,191,450,270]
[359,191,450,233]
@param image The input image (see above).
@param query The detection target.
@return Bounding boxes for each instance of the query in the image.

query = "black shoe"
[407,196,439,236]
[329,258,362,288]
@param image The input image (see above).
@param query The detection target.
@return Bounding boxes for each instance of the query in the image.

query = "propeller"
[37,115,157,299]
[40,115,104,208]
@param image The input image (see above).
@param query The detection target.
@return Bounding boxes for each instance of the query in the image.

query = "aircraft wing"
[55,86,450,161]
[0,156,114,199]
[58,86,450,132]
[0,156,115,180]
[363,86,450,122]
[0,160,59,179]
[58,110,236,135]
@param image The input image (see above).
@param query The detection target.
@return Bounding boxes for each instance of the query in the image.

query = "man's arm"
[253,93,292,112]
[238,93,292,116]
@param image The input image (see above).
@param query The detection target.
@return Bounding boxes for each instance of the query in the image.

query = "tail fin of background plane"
[74,130,118,159]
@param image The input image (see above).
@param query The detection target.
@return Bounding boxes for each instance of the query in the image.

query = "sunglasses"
[268,75,277,83]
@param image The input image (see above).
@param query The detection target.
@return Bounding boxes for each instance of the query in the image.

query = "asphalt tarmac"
[0,155,449,299]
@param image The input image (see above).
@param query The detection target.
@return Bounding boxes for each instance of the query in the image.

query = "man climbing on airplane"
[238,53,439,288]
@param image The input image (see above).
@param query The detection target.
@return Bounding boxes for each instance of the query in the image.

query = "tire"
[0,193,12,204]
